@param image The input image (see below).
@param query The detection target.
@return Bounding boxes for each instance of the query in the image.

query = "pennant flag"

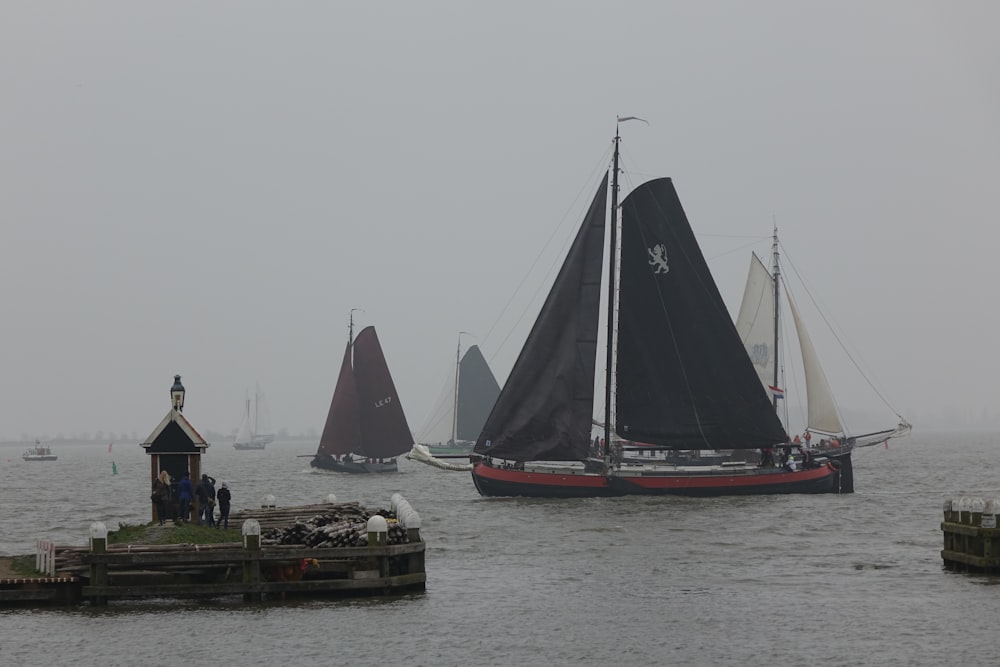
[768,385,785,400]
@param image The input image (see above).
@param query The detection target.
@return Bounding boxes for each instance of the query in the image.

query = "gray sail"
[456,345,502,441]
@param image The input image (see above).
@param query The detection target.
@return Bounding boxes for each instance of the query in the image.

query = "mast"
[349,308,364,348]
[452,336,460,445]
[452,331,472,444]
[604,125,621,462]
[253,384,259,438]
[771,225,781,411]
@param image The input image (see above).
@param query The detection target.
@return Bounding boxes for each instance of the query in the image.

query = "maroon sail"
[352,326,413,458]
[317,341,361,457]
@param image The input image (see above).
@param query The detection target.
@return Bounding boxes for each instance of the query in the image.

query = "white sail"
[233,387,275,449]
[734,253,776,391]
[786,291,843,434]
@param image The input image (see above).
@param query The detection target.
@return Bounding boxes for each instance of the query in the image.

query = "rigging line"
[414,364,459,442]
[778,243,905,419]
[483,145,613,361]
[490,190,586,359]
[705,237,767,262]
[700,233,773,240]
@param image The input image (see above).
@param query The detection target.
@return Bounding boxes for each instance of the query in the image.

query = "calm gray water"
[1,432,998,666]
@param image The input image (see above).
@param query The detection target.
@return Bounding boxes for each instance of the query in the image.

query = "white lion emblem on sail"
[647,243,669,274]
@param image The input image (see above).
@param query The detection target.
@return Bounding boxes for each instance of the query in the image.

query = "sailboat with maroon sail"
[310,314,413,474]
[470,120,849,497]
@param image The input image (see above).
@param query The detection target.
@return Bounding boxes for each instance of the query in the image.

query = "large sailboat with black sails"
[310,312,413,474]
[472,119,864,497]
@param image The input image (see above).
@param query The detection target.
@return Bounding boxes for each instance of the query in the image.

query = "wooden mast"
[604,125,621,465]
[771,225,781,411]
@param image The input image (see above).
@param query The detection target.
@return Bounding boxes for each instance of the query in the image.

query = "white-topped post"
[403,511,421,542]
[242,519,261,550]
[367,515,388,547]
[90,522,108,554]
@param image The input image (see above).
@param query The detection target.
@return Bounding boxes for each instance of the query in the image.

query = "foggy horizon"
[2,2,997,443]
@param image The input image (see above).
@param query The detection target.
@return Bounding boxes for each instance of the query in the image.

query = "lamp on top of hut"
[170,374,185,412]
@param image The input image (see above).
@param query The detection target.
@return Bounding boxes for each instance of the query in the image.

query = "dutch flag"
[768,385,785,400]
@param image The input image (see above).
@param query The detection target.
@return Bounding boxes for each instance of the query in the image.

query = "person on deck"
[177,471,194,523]
[785,455,798,472]
[759,447,774,467]
[216,481,232,529]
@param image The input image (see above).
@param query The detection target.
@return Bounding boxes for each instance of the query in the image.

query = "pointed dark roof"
[141,408,209,454]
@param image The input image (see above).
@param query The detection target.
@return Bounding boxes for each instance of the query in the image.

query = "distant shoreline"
[0,436,318,448]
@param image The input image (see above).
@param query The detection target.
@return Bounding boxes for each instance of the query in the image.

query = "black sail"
[455,345,502,442]
[474,174,608,461]
[353,326,414,458]
[615,178,788,449]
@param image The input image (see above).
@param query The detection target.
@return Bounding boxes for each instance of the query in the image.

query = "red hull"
[471,460,844,498]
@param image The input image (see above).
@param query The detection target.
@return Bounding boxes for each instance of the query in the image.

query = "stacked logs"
[261,511,409,547]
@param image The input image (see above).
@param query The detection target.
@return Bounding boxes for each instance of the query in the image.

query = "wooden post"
[242,519,261,602]
[366,516,388,587]
[89,522,108,607]
[150,456,159,523]
[403,512,424,578]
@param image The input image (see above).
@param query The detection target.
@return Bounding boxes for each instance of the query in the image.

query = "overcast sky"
[1,1,997,442]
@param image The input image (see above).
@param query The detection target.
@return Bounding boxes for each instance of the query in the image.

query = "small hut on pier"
[140,375,209,522]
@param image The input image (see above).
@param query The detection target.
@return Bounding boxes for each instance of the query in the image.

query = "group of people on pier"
[151,470,233,529]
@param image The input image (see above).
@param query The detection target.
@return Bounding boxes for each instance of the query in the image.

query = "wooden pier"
[941,497,1000,573]
[0,496,425,607]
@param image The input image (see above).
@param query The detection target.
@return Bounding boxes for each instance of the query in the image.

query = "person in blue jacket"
[177,471,194,523]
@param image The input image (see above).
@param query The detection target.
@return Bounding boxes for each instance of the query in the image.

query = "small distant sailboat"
[23,440,57,462]
[414,335,501,457]
[233,386,275,450]
[310,312,413,474]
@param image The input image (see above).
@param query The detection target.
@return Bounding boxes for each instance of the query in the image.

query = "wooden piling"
[941,496,1000,573]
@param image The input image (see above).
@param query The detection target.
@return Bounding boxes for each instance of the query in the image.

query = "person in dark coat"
[177,472,194,523]
[216,481,232,529]
[196,474,217,526]
[151,470,171,526]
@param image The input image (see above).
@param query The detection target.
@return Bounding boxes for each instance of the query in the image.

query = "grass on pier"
[110,521,241,545]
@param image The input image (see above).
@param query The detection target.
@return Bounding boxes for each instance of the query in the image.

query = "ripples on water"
[1,432,999,666]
